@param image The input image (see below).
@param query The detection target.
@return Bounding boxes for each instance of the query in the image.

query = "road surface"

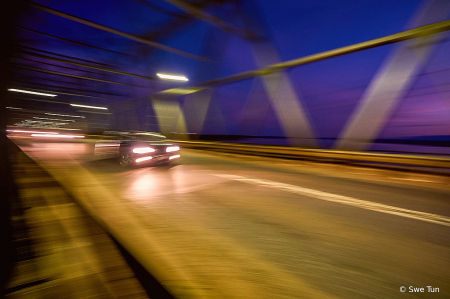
[13,139,450,299]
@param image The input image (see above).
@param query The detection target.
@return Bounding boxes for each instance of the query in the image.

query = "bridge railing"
[174,140,450,175]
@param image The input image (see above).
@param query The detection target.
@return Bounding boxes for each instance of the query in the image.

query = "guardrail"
[175,140,450,174]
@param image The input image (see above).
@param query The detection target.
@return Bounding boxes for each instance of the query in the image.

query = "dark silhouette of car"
[94,131,180,167]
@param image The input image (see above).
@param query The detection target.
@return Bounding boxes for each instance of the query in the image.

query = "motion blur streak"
[169,154,181,160]
[8,88,57,97]
[95,143,120,147]
[7,130,58,134]
[135,156,153,163]
[45,113,85,118]
[214,173,450,227]
[69,104,108,110]
[31,134,85,138]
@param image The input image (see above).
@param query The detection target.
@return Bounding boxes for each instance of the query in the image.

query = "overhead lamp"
[157,73,188,81]
[70,104,108,110]
[8,88,57,97]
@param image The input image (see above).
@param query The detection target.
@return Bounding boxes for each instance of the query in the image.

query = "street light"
[157,73,188,81]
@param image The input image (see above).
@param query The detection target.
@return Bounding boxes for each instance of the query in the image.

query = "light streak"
[156,73,188,81]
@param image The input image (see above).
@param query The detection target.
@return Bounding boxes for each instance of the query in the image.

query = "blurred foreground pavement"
[5,142,149,299]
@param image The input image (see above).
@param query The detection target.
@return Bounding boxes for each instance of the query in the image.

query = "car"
[94,131,180,167]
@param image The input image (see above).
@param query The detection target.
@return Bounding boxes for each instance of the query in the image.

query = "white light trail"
[70,104,108,110]
[8,88,57,97]
[45,113,85,118]
[33,117,75,122]
[95,144,120,147]
[136,156,153,163]
[7,130,58,134]
[31,134,84,138]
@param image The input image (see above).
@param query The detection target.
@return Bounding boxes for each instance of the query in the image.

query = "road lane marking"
[213,174,450,227]
[391,177,434,183]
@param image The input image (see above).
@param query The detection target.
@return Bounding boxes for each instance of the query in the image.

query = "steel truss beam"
[9,85,107,99]
[11,79,124,97]
[17,45,110,66]
[13,73,114,89]
[198,18,450,87]
[130,0,212,60]
[17,50,157,80]
[158,0,259,39]
[14,56,104,76]
[134,0,189,19]
[131,17,196,60]
[155,18,450,98]
[28,1,210,61]
[14,64,149,88]
[15,26,128,56]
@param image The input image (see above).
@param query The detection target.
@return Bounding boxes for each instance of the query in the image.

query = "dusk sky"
[12,0,450,151]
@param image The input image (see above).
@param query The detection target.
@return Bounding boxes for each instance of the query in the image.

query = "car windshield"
[103,131,167,141]
[130,133,167,141]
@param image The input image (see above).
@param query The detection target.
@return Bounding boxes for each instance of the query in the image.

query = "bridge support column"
[251,42,318,147]
[151,96,188,140]
[182,89,213,136]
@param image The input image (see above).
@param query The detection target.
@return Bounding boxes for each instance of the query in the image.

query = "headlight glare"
[133,147,156,154]
[166,146,180,152]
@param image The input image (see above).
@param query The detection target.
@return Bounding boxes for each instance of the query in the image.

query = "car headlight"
[133,147,156,154]
[166,146,180,152]
[136,156,153,163]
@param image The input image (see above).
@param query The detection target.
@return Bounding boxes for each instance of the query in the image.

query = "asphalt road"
[13,139,450,299]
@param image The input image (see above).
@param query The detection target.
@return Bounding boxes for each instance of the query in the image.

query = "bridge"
[1,0,449,298]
